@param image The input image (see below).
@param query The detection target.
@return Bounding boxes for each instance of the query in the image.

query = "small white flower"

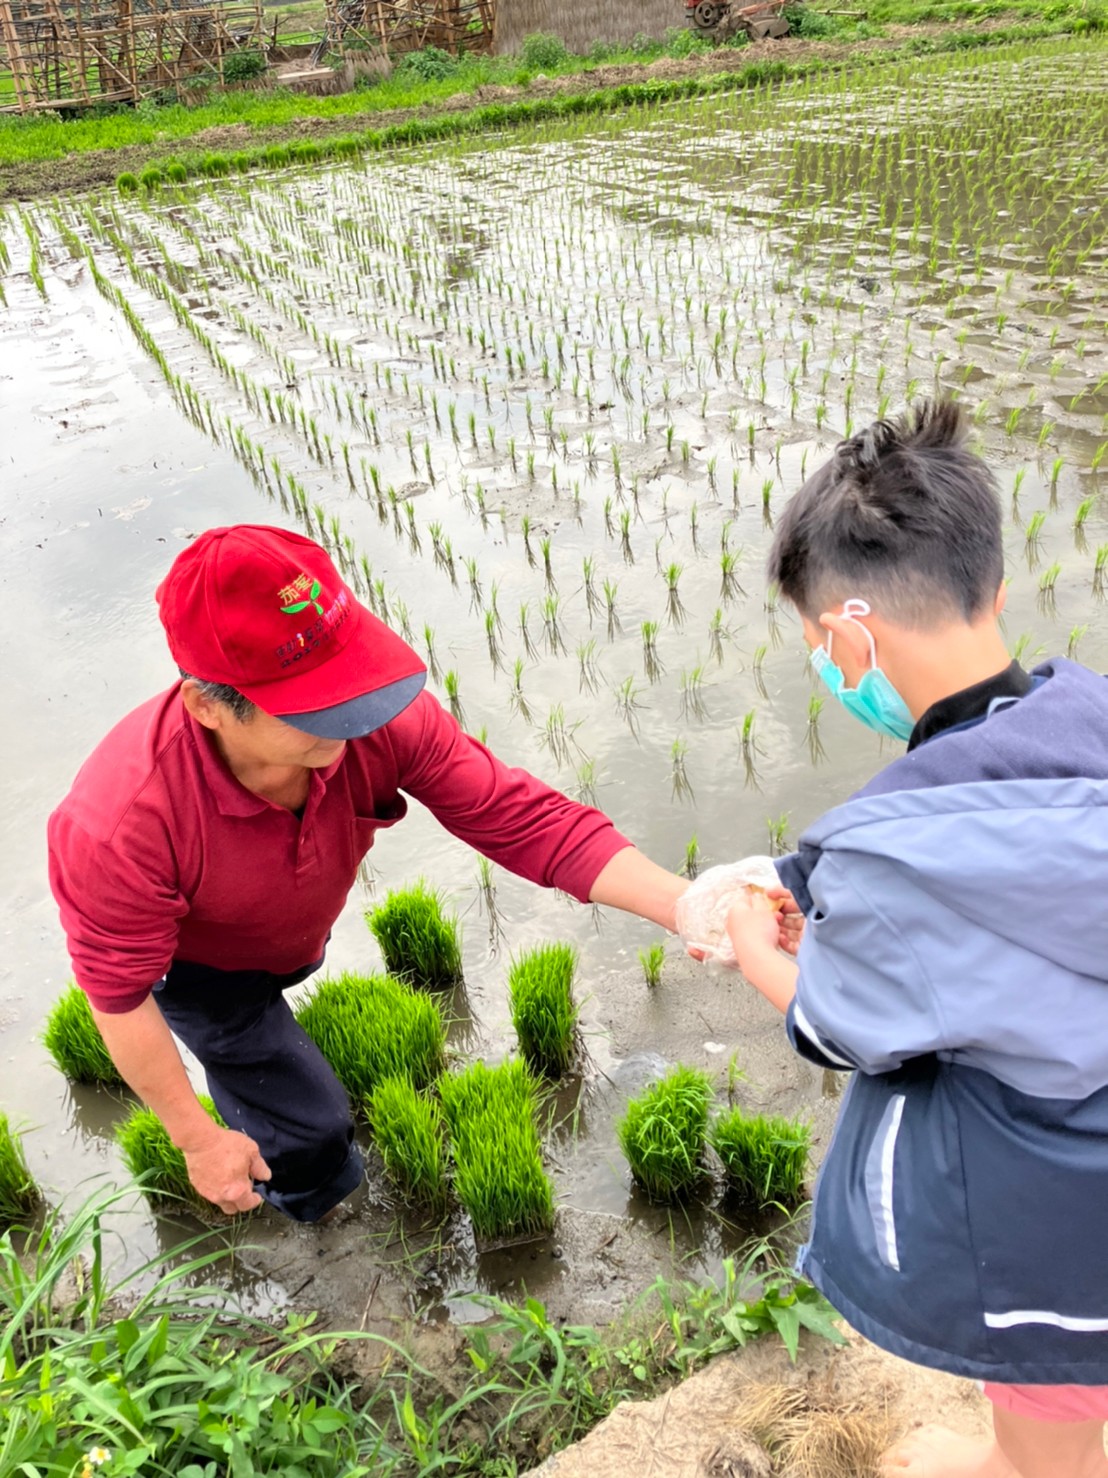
[86,1449,111,1467]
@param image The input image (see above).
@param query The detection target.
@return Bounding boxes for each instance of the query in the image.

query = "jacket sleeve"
[788,849,950,1076]
[383,692,632,902]
[47,807,186,1014]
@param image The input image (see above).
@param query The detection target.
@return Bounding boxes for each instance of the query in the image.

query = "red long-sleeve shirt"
[48,686,631,1013]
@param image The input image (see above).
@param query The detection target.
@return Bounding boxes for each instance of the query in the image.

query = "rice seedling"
[679,666,708,722]
[540,703,581,767]
[1074,496,1096,537]
[767,814,791,857]
[639,942,666,989]
[1024,508,1046,567]
[720,548,745,603]
[443,670,466,727]
[1067,624,1088,659]
[1038,560,1062,614]
[508,943,580,1076]
[671,738,694,802]
[542,595,566,655]
[681,835,701,880]
[0,1114,39,1228]
[365,882,463,990]
[1095,544,1108,599]
[614,676,643,737]
[41,983,123,1084]
[577,639,600,695]
[367,1076,449,1217]
[439,1059,554,1242]
[641,620,664,683]
[617,1065,712,1203]
[807,694,827,764]
[664,563,686,627]
[741,708,761,788]
[295,971,446,1103]
[603,578,622,639]
[116,1096,223,1206]
[711,1108,811,1209]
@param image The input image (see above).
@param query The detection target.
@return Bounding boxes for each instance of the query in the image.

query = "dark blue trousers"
[155,956,363,1223]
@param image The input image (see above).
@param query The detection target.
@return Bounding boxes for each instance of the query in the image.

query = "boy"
[718,402,1108,1477]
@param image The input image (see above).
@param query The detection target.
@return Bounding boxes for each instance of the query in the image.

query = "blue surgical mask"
[810,598,915,743]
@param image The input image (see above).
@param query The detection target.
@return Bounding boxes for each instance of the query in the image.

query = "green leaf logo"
[279,577,325,617]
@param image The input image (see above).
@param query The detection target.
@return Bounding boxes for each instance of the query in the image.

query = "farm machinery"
[685,0,792,40]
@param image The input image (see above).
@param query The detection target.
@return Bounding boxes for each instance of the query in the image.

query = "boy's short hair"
[768,401,1003,625]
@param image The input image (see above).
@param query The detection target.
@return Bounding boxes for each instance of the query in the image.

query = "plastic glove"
[675,856,783,966]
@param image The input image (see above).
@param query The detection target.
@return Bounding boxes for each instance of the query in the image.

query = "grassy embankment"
[0,1182,842,1475]
[0,0,1103,199]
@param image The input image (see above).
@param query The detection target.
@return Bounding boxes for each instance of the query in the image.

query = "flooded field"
[2,35,1106,1331]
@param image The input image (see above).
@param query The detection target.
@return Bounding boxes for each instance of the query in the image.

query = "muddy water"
[2,37,1107,1330]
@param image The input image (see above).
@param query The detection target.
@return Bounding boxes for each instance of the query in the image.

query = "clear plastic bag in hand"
[675,856,782,966]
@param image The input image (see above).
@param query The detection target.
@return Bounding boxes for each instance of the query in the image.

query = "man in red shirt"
[49,525,686,1223]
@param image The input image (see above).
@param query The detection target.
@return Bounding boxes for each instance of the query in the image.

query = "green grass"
[0,1113,39,1228]
[3,6,1096,181]
[508,943,579,1076]
[295,971,446,1098]
[115,1096,223,1204]
[368,1076,449,1216]
[711,1109,811,1208]
[41,983,123,1084]
[439,1059,554,1241]
[0,1182,845,1475]
[618,1066,713,1203]
[366,881,463,989]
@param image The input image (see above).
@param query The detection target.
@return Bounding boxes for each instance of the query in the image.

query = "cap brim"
[277,671,426,739]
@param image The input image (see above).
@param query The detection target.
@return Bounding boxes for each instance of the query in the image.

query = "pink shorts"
[984,1383,1108,1424]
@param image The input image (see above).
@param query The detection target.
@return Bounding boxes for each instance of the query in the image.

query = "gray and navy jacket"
[777,658,1108,1383]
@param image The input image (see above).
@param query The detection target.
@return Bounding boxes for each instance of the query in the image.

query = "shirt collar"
[185,711,346,816]
[908,660,1032,751]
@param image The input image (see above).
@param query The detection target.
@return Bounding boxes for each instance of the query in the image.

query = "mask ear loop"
[834,597,879,671]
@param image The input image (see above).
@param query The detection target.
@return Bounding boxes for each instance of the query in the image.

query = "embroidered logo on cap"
[278,573,325,616]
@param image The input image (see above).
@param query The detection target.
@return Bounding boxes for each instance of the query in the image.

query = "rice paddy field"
[2,33,1107,1330]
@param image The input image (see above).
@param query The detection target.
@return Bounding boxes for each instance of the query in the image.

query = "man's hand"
[180,1124,271,1215]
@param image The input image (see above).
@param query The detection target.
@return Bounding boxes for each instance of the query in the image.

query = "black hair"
[768,400,1004,625]
[178,670,256,722]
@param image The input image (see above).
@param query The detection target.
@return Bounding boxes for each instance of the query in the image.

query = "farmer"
[48,524,687,1224]
[693,403,1108,1478]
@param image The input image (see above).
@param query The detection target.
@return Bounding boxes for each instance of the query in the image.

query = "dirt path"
[0,20,1044,202]
[524,1324,990,1477]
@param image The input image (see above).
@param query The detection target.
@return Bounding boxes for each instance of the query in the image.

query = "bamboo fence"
[0,0,263,111]
[493,0,676,54]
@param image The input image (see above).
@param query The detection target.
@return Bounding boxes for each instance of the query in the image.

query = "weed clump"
[42,984,123,1085]
[519,31,569,70]
[618,1066,712,1203]
[439,1059,554,1241]
[712,1109,810,1208]
[116,1096,222,1205]
[0,1114,40,1228]
[508,943,579,1075]
[295,972,446,1099]
[368,1076,449,1216]
[367,881,463,989]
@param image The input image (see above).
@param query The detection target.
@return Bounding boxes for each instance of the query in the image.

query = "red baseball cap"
[156,525,426,739]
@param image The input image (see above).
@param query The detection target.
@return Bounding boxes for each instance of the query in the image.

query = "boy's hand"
[768,888,805,956]
[725,892,782,971]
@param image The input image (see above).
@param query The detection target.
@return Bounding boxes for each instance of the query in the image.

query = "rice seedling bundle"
[295,972,446,1099]
[439,1059,554,1241]
[41,983,123,1085]
[617,1065,713,1203]
[711,1108,811,1208]
[508,942,580,1075]
[116,1095,222,1205]
[0,1113,40,1228]
[366,881,463,989]
[368,1076,449,1216]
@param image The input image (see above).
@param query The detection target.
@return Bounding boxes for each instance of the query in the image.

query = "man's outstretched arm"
[588,847,688,932]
